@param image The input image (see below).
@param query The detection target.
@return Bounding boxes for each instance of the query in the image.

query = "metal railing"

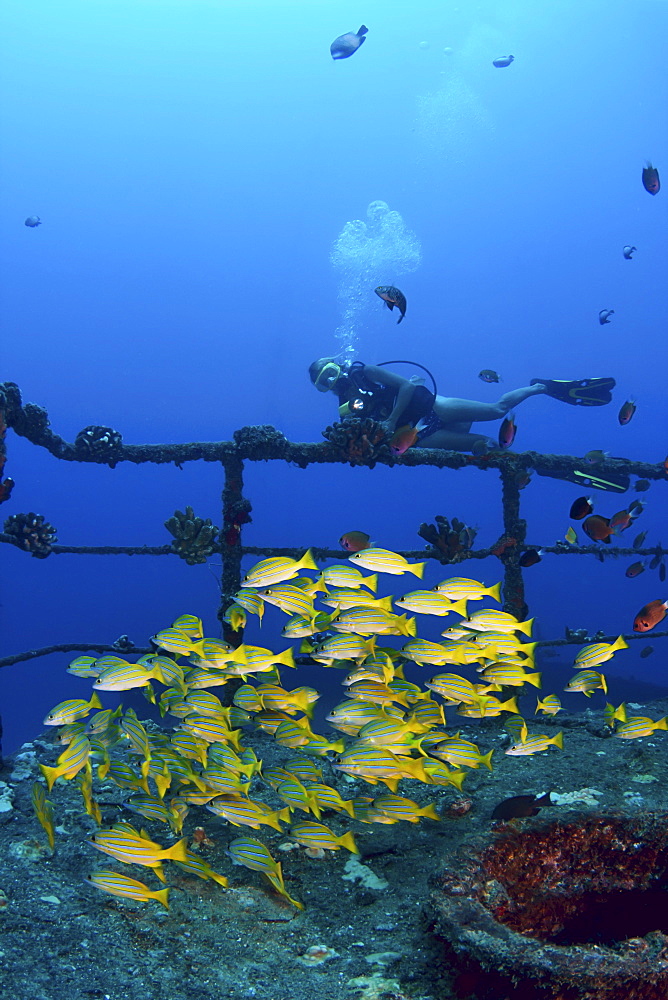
[1,379,666,669]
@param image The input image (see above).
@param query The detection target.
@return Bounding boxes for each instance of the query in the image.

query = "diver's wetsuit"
[336,362,442,440]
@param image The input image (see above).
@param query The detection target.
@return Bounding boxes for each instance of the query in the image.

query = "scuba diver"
[309,358,623,490]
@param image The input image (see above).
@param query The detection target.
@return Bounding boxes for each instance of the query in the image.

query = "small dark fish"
[519,548,542,568]
[498,412,517,449]
[633,598,668,632]
[635,480,650,493]
[492,55,514,68]
[599,309,614,325]
[633,531,647,550]
[640,645,654,658]
[582,514,613,543]
[24,216,41,227]
[492,791,552,821]
[628,499,645,519]
[516,471,532,489]
[618,400,636,426]
[570,496,593,520]
[584,449,608,465]
[375,285,406,324]
[339,531,371,553]
[623,246,637,260]
[625,561,646,579]
[650,548,663,571]
[479,369,501,383]
[330,25,368,60]
[661,563,667,583]
[642,163,660,196]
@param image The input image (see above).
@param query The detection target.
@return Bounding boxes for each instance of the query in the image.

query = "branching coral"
[418,515,477,563]
[165,505,219,565]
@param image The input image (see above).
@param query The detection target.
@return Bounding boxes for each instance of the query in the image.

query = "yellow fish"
[241,550,318,588]
[349,547,425,578]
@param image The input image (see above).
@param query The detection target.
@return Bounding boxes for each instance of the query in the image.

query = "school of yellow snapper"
[33,547,666,911]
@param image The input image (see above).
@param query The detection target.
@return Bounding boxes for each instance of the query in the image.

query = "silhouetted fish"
[492,791,552,821]
[330,25,368,60]
[642,163,660,195]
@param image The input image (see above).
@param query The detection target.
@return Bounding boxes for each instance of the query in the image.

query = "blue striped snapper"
[44,692,102,726]
[85,870,170,909]
[32,782,55,849]
[349,548,425,578]
[433,577,502,602]
[320,565,378,590]
[332,608,417,637]
[394,592,468,618]
[241,550,318,588]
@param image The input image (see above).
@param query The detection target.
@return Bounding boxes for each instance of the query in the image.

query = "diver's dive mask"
[313,362,342,392]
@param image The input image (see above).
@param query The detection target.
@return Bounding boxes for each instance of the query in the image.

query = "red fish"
[633,598,668,632]
[389,425,419,456]
[339,531,371,553]
[569,496,593,520]
[642,163,660,195]
[609,508,633,533]
[618,400,636,425]
[519,548,542,568]
[498,412,517,449]
[582,514,613,543]
[625,561,646,579]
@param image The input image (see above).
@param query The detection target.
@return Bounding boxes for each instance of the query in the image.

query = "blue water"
[2,0,667,753]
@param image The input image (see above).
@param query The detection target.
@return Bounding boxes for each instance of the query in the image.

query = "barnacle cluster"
[233,425,288,460]
[74,425,123,466]
[429,814,668,999]
[418,515,477,563]
[111,634,136,653]
[4,512,57,558]
[322,417,390,467]
[165,506,219,565]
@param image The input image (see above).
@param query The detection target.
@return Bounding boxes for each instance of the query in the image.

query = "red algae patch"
[427,814,668,999]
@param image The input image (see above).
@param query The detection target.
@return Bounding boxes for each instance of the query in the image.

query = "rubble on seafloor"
[1,702,668,998]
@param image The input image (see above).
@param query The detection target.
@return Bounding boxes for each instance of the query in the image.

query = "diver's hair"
[309,357,336,385]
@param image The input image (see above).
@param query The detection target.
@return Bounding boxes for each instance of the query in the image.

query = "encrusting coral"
[322,417,391,467]
[74,425,123,466]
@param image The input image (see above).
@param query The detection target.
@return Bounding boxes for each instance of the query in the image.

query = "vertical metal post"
[499,464,528,619]
[218,456,252,644]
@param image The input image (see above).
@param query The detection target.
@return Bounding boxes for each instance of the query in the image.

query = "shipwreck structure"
[1,379,667,668]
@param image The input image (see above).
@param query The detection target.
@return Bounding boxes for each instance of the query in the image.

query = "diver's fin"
[536,467,630,494]
[530,377,616,406]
